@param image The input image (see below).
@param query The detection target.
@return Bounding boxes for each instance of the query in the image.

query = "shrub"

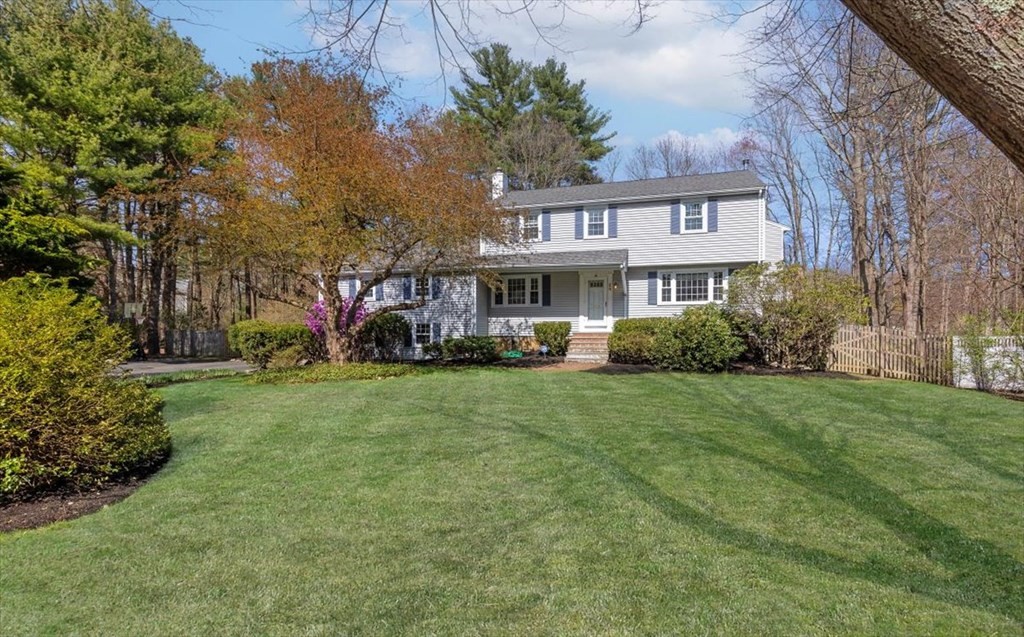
[533,321,571,356]
[955,312,1024,392]
[360,312,410,361]
[728,264,865,370]
[421,342,443,359]
[607,318,671,364]
[267,344,307,370]
[439,336,499,362]
[649,305,744,371]
[227,320,315,369]
[0,277,170,500]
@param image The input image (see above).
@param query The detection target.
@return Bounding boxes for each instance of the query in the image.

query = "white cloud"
[659,127,742,150]
[301,0,763,111]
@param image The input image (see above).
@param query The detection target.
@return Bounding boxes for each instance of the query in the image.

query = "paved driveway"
[118,359,252,377]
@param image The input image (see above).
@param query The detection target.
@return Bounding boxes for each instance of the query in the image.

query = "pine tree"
[450,44,533,141]
[532,58,613,167]
[450,43,613,187]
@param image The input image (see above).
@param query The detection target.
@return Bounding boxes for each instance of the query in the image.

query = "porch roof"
[485,249,628,271]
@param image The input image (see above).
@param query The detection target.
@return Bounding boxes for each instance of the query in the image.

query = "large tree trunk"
[841,0,1024,172]
[146,247,163,355]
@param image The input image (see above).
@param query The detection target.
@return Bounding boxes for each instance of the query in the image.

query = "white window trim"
[681,200,708,234]
[413,322,432,346]
[584,206,608,239]
[521,210,541,242]
[414,275,434,301]
[372,281,384,301]
[656,268,729,305]
[493,273,543,307]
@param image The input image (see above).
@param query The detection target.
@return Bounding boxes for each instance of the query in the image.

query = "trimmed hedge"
[607,318,670,365]
[227,320,315,369]
[439,336,499,362]
[608,308,744,371]
[533,321,571,356]
[0,277,169,500]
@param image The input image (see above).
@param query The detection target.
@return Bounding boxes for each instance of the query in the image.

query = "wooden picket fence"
[829,325,952,385]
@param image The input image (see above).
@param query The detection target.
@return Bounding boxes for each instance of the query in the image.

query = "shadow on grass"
[583,364,658,375]
[510,408,1024,625]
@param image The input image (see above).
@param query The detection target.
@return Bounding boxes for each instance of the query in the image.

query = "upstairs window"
[684,202,704,232]
[415,276,430,299]
[523,211,540,241]
[586,208,606,238]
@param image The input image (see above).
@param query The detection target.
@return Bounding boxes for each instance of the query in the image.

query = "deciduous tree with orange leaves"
[217,58,513,363]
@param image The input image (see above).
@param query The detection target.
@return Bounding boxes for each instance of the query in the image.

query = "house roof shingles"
[485,249,629,270]
[501,170,766,208]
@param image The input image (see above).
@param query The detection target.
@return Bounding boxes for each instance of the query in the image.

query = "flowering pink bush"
[305,298,367,339]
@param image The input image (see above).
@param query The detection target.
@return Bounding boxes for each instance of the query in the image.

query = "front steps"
[565,332,610,363]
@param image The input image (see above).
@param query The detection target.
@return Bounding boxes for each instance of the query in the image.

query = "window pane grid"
[713,271,725,301]
[415,277,430,298]
[675,272,708,302]
[684,203,703,231]
[588,209,605,236]
[507,277,527,305]
[529,277,540,305]
[661,273,673,302]
[415,323,431,345]
[524,213,539,240]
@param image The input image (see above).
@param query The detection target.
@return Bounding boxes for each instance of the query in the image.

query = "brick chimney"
[491,169,508,200]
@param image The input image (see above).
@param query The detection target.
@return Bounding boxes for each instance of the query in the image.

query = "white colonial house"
[345,169,786,361]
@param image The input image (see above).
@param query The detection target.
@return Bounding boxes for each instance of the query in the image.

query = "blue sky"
[148,1,763,170]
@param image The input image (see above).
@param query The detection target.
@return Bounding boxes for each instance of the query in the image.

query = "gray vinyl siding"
[475,279,489,336]
[483,270,626,335]
[765,221,786,263]
[344,275,477,356]
[483,192,764,266]
[625,263,753,320]
[486,271,578,336]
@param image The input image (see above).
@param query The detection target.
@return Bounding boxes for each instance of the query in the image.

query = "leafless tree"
[600,148,623,182]
[496,112,583,190]
[297,0,659,86]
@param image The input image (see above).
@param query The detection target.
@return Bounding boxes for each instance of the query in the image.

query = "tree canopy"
[218,58,513,362]
[450,43,613,188]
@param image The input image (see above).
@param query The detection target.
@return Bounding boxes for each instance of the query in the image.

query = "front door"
[579,271,611,331]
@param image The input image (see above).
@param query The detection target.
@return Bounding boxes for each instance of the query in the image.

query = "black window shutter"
[541,274,551,306]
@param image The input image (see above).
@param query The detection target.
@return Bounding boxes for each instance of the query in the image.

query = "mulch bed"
[1,476,151,533]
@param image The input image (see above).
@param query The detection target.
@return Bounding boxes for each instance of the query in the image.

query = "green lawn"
[2,370,1022,635]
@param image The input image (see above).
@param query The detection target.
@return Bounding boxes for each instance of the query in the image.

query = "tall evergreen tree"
[451,43,614,188]
[450,44,533,141]
[0,159,91,284]
[0,0,224,348]
[532,58,613,184]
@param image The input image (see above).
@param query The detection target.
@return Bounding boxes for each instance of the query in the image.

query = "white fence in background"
[952,336,1024,392]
